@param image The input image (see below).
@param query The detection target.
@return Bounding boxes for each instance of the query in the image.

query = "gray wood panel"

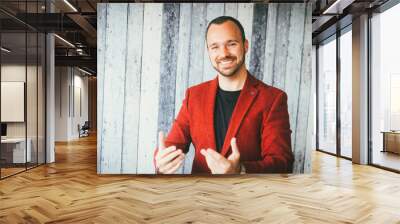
[224,3,238,18]
[188,3,206,85]
[99,4,128,173]
[158,3,180,134]
[272,4,292,90]
[121,4,144,173]
[237,3,254,68]
[263,4,277,85]
[97,3,106,173]
[249,4,268,80]
[136,4,163,174]
[285,4,306,152]
[98,3,313,174]
[293,5,313,173]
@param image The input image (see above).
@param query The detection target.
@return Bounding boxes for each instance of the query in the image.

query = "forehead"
[206,21,242,43]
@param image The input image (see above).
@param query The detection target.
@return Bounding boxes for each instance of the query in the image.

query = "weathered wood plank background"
[98,3,313,174]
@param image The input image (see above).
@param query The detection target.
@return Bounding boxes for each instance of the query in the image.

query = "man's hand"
[200,138,241,174]
[155,132,185,174]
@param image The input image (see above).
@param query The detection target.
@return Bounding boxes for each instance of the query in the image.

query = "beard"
[213,53,245,77]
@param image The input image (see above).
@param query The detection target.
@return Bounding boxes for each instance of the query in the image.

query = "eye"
[228,42,237,47]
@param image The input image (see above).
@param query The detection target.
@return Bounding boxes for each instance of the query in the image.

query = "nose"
[220,45,229,58]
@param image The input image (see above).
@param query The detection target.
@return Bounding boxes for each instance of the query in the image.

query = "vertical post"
[0,21,2,179]
[336,29,341,157]
[36,0,39,167]
[24,81,27,168]
[316,45,319,150]
[46,0,55,163]
[352,14,369,164]
[367,11,373,165]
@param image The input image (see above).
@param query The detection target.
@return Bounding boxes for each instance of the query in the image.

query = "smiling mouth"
[218,59,235,67]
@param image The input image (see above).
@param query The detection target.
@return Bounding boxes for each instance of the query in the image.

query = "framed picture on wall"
[97,3,313,175]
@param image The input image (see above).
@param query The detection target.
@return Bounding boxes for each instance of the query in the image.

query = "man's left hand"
[200,138,241,174]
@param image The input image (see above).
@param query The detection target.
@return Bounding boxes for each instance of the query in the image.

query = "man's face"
[206,21,248,77]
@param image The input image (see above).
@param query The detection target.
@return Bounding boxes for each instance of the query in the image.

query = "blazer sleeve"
[242,91,294,173]
[153,89,192,168]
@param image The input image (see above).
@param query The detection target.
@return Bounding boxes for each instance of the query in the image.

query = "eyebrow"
[208,39,239,47]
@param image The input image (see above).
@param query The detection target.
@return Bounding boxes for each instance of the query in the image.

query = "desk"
[1,138,31,163]
[381,131,400,154]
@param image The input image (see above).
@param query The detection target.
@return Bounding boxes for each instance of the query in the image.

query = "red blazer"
[155,73,294,174]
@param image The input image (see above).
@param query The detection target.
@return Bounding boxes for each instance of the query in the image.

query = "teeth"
[220,60,233,64]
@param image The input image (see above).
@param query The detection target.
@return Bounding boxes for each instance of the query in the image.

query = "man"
[154,16,294,174]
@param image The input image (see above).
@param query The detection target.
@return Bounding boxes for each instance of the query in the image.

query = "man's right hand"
[155,131,185,174]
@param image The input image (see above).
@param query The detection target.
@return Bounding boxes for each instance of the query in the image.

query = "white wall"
[55,67,89,141]
[1,63,46,164]
[74,72,89,135]
[1,64,40,138]
[55,66,68,141]
[1,65,26,138]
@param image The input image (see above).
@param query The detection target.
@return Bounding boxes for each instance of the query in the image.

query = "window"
[339,28,352,158]
[317,36,337,154]
[370,3,400,171]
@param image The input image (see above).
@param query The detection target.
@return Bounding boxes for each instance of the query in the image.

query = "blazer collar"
[204,72,259,157]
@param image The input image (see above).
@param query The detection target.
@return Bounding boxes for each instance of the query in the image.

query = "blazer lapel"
[203,77,218,151]
[220,74,259,157]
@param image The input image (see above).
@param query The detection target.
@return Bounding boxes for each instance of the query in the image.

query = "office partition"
[0,1,47,179]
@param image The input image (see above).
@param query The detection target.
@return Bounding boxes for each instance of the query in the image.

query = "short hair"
[205,16,246,44]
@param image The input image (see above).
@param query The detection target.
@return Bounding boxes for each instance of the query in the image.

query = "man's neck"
[218,67,247,91]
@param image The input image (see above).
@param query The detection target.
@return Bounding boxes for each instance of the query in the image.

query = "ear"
[244,39,249,53]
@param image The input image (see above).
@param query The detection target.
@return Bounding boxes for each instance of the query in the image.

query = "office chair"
[79,121,90,138]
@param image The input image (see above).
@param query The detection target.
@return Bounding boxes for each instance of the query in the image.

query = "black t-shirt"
[214,87,241,152]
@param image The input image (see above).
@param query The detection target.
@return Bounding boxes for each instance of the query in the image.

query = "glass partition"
[0,1,46,179]
[371,4,400,171]
[317,36,337,155]
[1,30,28,177]
[339,28,352,158]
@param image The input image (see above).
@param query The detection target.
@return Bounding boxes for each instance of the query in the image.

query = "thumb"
[228,138,240,161]
[158,131,166,150]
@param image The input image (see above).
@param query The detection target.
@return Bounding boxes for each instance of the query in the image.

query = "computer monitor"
[1,123,7,137]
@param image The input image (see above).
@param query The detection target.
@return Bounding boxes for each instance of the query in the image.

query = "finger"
[201,149,220,173]
[205,149,233,173]
[158,145,176,157]
[164,159,184,174]
[156,145,176,161]
[163,155,185,174]
[206,149,224,162]
[201,149,218,164]
[228,138,240,161]
[158,149,183,168]
[158,131,166,150]
[159,153,184,173]
[200,148,207,157]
